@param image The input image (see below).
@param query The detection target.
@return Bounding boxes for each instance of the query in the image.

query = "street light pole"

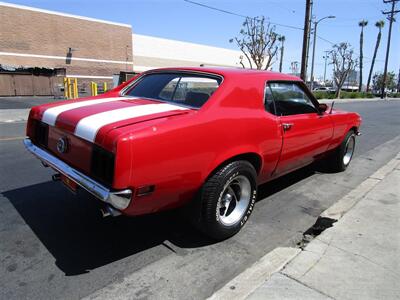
[310,16,335,90]
[305,0,314,81]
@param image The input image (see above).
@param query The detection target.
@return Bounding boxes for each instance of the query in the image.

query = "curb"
[321,153,400,220]
[207,247,301,300]
[208,151,400,300]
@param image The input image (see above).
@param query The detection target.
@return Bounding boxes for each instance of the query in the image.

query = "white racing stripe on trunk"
[41,97,131,126]
[74,103,188,142]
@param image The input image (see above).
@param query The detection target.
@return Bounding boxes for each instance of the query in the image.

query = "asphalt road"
[0,100,399,299]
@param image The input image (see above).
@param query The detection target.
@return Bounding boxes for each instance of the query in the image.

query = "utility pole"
[397,67,400,91]
[300,0,312,81]
[323,51,330,83]
[305,1,314,82]
[381,0,399,98]
[278,36,285,73]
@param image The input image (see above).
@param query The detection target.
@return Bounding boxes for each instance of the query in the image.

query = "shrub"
[313,90,375,99]
[312,91,335,99]
[391,92,400,98]
[338,91,375,99]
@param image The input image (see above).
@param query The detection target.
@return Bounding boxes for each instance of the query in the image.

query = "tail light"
[91,145,115,187]
[31,120,49,147]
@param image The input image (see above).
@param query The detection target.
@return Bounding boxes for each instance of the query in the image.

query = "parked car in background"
[313,86,335,92]
[24,67,362,240]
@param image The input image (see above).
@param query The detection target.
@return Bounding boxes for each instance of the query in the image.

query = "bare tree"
[330,43,358,98]
[230,16,279,70]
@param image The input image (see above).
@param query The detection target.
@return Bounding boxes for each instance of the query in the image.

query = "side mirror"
[318,103,328,113]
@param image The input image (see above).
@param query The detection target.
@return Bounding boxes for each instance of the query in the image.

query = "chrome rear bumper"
[23,138,131,211]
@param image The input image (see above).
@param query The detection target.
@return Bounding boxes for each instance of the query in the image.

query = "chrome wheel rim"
[343,135,355,166]
[218,175,251,226]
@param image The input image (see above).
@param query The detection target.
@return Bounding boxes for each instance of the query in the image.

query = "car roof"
[145,66,302,82]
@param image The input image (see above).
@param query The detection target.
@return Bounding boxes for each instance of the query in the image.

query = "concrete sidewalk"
[210,153,400,300]
[0,109,30,123]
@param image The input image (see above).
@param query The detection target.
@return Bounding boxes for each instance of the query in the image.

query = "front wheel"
[329,131,356,172]
[194,161,257,240]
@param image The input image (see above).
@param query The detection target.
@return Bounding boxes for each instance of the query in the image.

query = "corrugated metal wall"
[0,74,56,96]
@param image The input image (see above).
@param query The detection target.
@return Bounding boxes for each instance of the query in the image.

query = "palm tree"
[278,35,285,73]
[358,20,368,91]
[366,20,385,92]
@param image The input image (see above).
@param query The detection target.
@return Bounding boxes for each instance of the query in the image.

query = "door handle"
[282,123,294,131]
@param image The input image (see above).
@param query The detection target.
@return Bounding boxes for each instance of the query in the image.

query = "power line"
[183,0,303,31]
[183,0,251,19]
[317,35,335,45]
[183,0,387,74]
[315,35,385,63]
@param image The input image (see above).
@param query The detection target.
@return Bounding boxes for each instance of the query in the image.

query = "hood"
[32,96,191,143]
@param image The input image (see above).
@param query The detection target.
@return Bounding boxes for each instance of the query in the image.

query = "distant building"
[132,34,243,73]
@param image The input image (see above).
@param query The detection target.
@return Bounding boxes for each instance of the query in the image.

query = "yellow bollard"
[67,78,72,99]
[103,82,107,92]
[91,82,98,96]
[63,78,68,99]
[73,78,79,99]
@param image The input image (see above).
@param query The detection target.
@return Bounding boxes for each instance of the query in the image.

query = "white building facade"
[132,34,244,72]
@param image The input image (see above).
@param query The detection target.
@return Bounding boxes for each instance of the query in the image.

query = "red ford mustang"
[24,67,361,240]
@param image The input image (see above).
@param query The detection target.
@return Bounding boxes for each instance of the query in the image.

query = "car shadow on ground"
[3,181,214,276]
[3,164,318,276]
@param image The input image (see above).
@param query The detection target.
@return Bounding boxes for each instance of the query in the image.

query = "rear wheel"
[329,131,356,172]
[194,161,257,240]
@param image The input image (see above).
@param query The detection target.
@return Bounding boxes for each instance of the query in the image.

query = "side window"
[269,82,317,116]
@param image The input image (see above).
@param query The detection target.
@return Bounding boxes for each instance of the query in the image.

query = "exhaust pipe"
[52,173,61,181]
[101,205,121,218]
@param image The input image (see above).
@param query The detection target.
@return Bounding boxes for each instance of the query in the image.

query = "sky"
[5,0,400,82]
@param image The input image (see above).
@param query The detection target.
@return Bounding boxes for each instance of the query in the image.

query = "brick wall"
[0,4,133,78]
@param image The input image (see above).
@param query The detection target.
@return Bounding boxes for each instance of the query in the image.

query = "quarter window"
[264,84,276,114]
[268,82,317,116]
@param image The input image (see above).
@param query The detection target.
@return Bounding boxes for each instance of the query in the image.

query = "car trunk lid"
[33,96,191,145]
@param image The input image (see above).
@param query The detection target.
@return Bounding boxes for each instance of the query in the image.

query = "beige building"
[0,1,243,97]
[0,1,133,96]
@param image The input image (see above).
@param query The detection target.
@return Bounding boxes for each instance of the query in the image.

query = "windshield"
[124,72,222,108]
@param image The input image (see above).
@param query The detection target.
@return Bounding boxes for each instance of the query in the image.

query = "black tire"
[193,160,257,240]
[329,131,356,172]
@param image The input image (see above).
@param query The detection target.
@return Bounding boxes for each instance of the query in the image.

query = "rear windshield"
[124,73,222,108]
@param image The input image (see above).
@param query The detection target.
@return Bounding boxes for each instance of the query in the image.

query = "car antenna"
[329,101,335,114]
